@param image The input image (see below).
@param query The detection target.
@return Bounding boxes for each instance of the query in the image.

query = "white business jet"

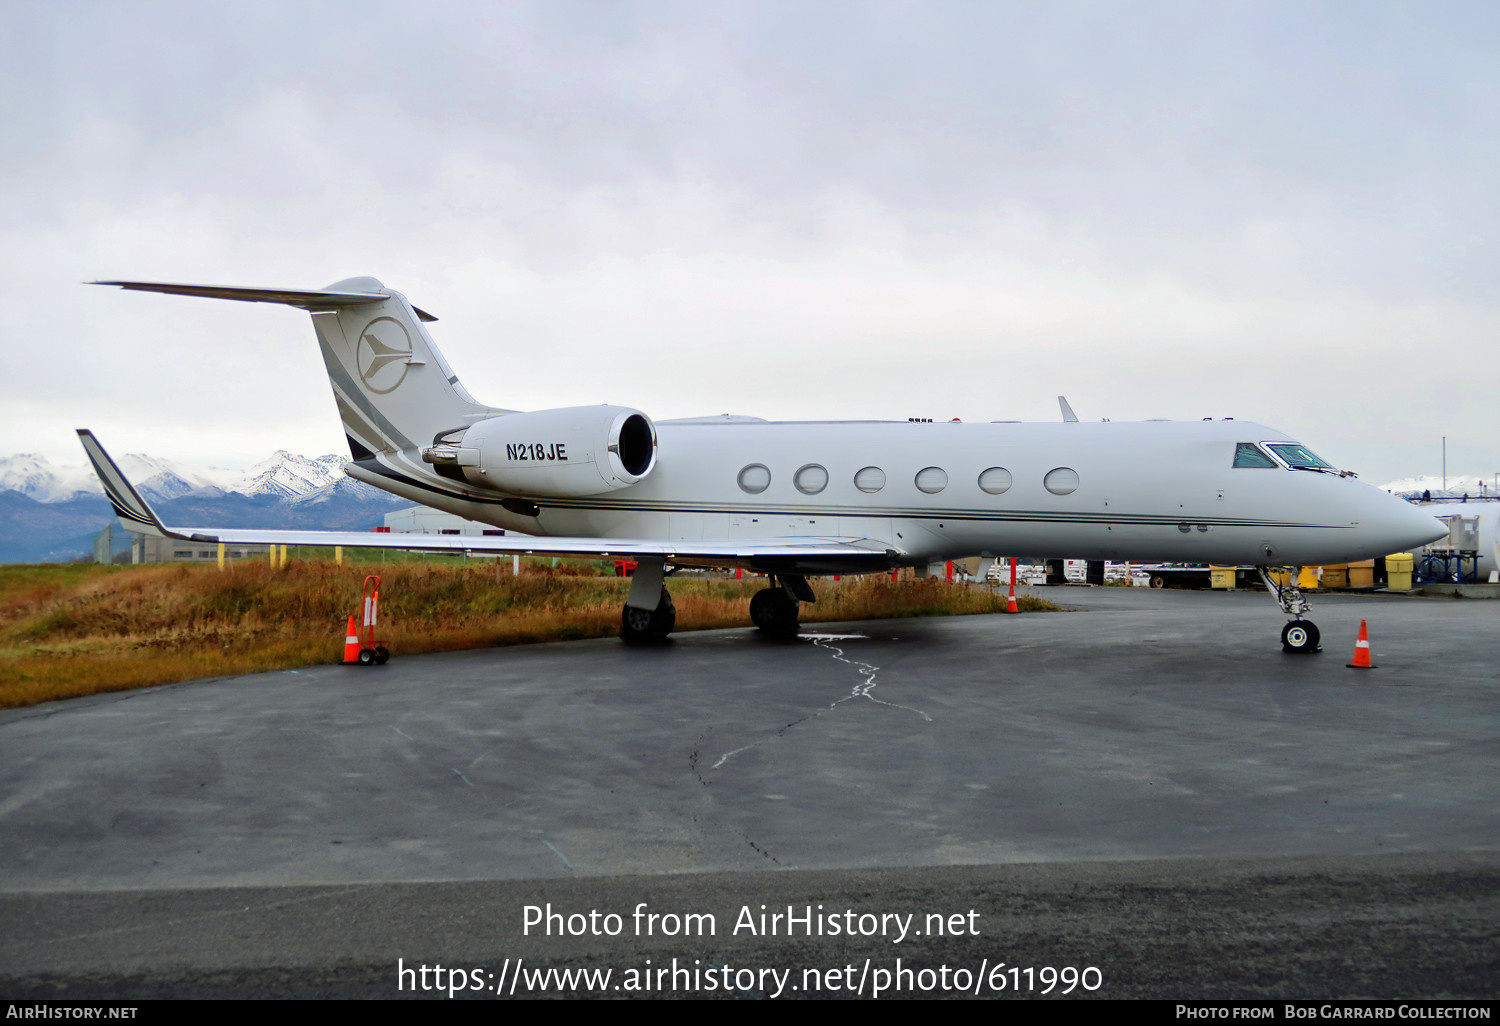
[81,277,1445,651]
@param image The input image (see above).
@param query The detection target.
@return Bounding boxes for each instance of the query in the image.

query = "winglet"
[1058,396,1079,423]
[76,430,170,537]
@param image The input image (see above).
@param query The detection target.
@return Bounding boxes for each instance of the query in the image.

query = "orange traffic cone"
[1004,582,1019,614]
[341,615,360,665]
[1346,619,1377,669]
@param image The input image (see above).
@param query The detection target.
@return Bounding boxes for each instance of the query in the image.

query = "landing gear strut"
[749,573,814,637]
[620,557,675,643]
[1257,567,1321,654]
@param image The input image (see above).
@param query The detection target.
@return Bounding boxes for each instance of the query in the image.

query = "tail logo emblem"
[356,317,413,394]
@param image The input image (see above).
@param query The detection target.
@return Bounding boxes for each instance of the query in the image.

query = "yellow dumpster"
[1267,569,1292,588]
[1209,565,1237,589]
[1347,559,1375,589]
[1386,553,1414,591]
[1296,565,1319,589]
[1322,564,1348,589]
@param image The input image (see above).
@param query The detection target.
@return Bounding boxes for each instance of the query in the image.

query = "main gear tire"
[749,588,800,637]
[621,587,675,643]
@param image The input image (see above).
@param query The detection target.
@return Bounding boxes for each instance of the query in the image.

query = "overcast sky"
[2,0,1496,486]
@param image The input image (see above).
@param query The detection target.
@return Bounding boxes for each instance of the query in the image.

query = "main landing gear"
[1256,567,1321,654]
[750,574,815,638]
[619,565,818,643]
[620,557,676,644]
[621,586,675,643]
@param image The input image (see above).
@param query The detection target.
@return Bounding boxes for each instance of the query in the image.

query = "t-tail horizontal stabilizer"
[89,280,439,322]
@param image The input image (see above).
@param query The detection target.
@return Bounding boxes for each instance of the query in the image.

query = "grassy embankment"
[0,557,1057,709]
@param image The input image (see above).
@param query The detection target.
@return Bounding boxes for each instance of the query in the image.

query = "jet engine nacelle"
[428,405,657,497]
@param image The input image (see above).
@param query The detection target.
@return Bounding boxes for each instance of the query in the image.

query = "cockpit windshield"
[1232,442,1278,468]
[1265,443,1335,470]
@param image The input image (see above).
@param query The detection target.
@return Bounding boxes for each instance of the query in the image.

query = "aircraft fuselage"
[347,416,1441,572]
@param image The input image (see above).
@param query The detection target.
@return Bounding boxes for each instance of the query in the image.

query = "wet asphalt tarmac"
[1,586,1495,999]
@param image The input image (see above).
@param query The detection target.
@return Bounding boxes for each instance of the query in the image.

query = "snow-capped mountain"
[0,454,90,503]
[0,450,356,503]
[236,451,349,499]
[0,448,408,563]
[117,453,238,502]
[286,475,394,508]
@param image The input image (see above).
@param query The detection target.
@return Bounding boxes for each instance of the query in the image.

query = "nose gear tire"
[1281,620,1320,654]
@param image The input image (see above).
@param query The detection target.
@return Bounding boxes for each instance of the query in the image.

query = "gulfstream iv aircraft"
[82,277,1445,650]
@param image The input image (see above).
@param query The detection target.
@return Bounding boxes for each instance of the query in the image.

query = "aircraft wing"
[78,431,901,573]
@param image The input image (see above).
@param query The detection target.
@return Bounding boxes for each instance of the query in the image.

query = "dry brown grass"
[0,560,1057,709]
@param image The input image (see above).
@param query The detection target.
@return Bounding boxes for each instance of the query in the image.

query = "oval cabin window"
[737,464,771,494]
[854,466,886,493]
[977,467,1012,495]
[915,467,948,494]
[1044,467,1079,495]
[794,464,829,495]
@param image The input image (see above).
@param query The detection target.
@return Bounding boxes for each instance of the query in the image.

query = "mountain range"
[0,450,409,563]
[0,449,358,504]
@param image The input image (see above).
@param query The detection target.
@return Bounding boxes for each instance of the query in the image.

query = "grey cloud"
[1,1,1495,480]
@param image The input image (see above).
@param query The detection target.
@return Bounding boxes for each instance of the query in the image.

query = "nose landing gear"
[1257,567,1322,654]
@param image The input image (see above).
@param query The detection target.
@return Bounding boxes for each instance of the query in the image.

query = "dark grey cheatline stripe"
[360,462,1347,533]
[356,460,515,507]
[311,314,418,453]
[334,395,386,460]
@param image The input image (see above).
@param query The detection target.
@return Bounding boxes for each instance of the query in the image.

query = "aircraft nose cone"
[1377,494,1448,553]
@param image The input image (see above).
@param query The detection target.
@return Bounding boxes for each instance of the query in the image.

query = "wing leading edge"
[77,431,900,573]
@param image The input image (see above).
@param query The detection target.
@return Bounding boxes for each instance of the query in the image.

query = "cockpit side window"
[1265,443,1335,470]
[1232,442,1278,468]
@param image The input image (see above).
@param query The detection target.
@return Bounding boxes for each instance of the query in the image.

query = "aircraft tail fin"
[91,278,507,460]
